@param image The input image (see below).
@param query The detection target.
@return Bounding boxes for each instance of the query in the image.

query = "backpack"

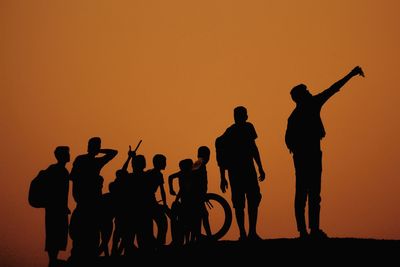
[215,133,232,169]
[28,169,49,208]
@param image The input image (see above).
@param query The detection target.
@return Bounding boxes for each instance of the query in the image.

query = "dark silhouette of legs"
[153,205,168,246]
[293,150,326,239]
[235,209,246,240]
[295,180,308,236]
[309,174,321,232]
[248,206,260,240]
[202,207,212,237]
[47,249,59,267]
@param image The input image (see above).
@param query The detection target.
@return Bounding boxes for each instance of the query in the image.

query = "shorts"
[228,166,262,210]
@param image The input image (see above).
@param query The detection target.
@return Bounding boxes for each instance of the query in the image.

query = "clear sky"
[1,1,399,266]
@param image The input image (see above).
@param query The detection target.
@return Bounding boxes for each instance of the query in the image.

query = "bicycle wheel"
[201,193,232,241]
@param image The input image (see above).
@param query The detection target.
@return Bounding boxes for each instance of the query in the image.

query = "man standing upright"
[69,137,117,261]
[45,146,70,267]
[217,106,266,241]
[285,66,364,239]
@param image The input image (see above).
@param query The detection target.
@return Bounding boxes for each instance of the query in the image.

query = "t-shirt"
[70,154,112,204]
[224,122,258,166]
[285,86,340,153]
[46,164,69,210]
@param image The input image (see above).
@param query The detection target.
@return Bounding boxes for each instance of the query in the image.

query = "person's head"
[54,146,70,164]
[290,84,312,104]
[197,146,210,164]
[234,106,248,124]
[179,158,193,173]
[153,154,167,170]
[87,137,101,155]
[132,154,146,172]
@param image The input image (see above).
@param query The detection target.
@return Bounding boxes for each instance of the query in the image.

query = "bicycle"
[153,192,232,245]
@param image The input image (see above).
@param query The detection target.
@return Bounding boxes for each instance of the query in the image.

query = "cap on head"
[234,106,248,124]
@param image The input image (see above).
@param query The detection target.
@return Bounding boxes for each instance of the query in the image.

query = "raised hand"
[128,145,136,158]
[351,66,365,77]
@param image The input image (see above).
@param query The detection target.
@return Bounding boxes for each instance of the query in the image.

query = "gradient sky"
[1,1,399,266]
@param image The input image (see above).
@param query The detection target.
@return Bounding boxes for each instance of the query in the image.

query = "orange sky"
[1,1,399,266]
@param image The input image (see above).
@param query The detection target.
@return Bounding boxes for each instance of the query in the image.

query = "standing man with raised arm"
[217,106,266,241]
[69,137,118,262]
[285,66,364,239]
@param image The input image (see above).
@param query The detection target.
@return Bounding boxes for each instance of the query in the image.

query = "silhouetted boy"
[45,146,70,267]
[109,169,128,256]
[169,159,199,244]
[192,146,212,238]
[145,154,168,247]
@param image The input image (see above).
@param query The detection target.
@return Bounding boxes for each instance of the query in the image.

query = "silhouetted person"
[192,146,212,238]
[145,154,168,248]
[169,147,212,241]
[44,146,70,267]
[285,66,364,239]
[119,150,154,252]
[98,182,116,257]
[169,158,202,244]
[218,106,266,241]
[109,169,128,256]
[69,137,117,261]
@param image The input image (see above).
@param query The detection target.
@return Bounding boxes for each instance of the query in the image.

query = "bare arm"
[168,171,180,195]
[252,141,266,181]
[69,156,81,181]
[121,146,135,172]
[98,148,118,168]
[160,184,167,206]
[317,66,364,105]
[219,167,228,193]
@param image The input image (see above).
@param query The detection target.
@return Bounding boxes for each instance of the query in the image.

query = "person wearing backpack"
[217,106,266,242]
[43,146,71,267]
[285,66,364,240]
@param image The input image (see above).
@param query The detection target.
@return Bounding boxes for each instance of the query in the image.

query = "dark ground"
[63,238,400,266]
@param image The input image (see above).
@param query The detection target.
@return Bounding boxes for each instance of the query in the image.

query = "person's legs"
[201,204,212,237]
[308,151,327,239]
[293,153,309,237]
[248,206,260,240]
[308,178,321,232]
[47,249,59,267]
[235,208,246,240]
[247,180,262,240]
[228,171,246,240]
[295,184,308,237]
[153,205,168,245]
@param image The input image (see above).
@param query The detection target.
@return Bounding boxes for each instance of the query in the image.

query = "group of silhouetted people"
[40,138,215,266]
[34,66,364,267]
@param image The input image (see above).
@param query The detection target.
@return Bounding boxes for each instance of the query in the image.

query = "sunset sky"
[1,1,399,266]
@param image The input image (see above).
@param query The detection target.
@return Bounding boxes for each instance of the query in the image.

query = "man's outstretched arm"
[317,66,364,105]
